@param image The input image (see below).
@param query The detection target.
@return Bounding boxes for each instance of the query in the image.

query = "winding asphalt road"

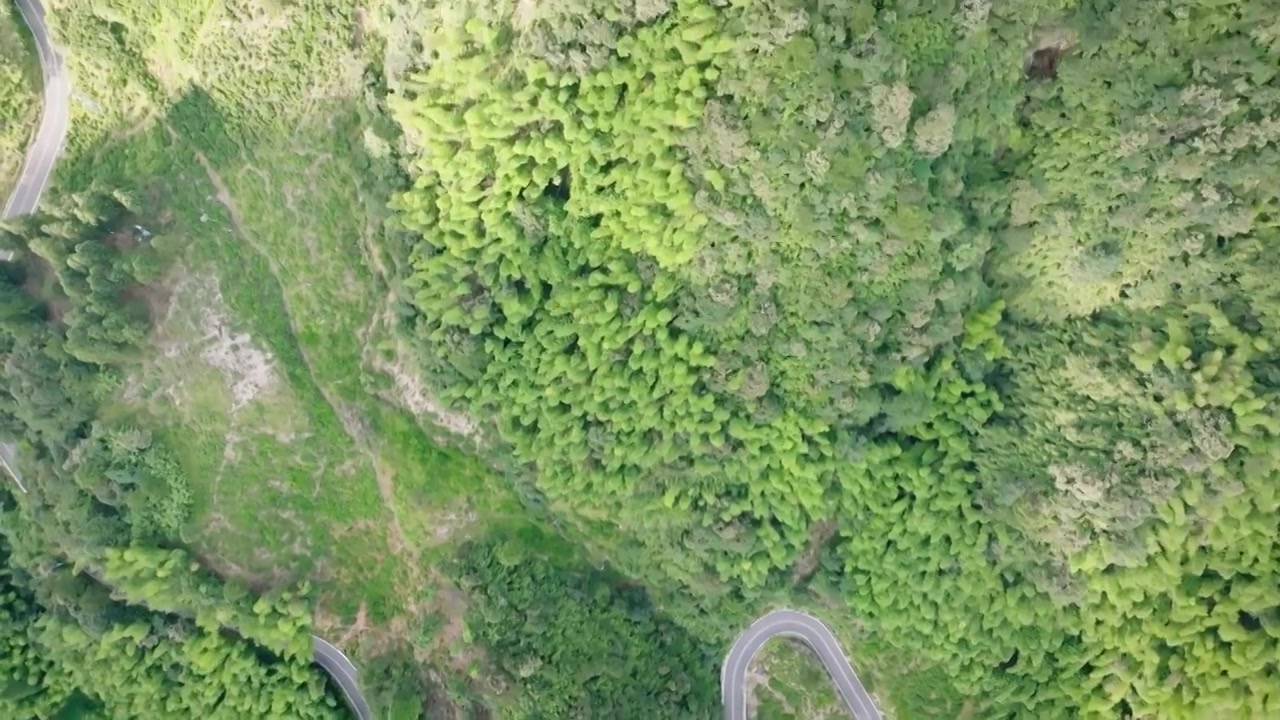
[2,0,60,495]
[312,636,373,720]
[722,609,883,720]
[3,0,69,219]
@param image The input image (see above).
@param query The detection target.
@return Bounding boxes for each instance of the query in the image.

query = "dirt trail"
[355,213,481,443]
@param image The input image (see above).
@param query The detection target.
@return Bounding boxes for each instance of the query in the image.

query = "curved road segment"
[3,0,70,219]
[312,636,373,720]
[722,609,883,720]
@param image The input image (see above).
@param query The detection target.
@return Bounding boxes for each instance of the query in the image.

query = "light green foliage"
[392,0,964,593]
[99,546,314,659]
[392,0,999,586]
[0,566,69,718]
[389,0,1280,717]
[0,544,342,720]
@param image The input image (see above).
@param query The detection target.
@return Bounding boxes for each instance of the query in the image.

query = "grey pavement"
[312,635,373,720]
[1,0,58,494]
[0,442,24,493]
[3,0,70,219]
[722,609,883,720]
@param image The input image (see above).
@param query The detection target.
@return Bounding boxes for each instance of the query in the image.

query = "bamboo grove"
[387,0,1280,716]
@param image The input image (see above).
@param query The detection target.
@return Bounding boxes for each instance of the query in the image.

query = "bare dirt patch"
[336,601,370,646]
[428,503,479,545]
[185,128,433,628]
[382,342,482,440]
[353,210,484,445]
[161,270,281,411]
[791,518,838,586]
[359,292,483,443]
[513,0,539,30]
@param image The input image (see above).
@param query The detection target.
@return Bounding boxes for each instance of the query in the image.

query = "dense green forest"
[0,199,345,718]
[3,0,1279,718]
[388,0,1280,716]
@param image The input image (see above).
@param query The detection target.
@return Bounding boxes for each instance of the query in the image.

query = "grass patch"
[747,630,973,720]
[75,93,533,636]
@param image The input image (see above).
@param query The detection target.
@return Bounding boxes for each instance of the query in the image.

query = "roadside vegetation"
[749,640,852,720]
[452,528,718,719]
[1,0,1277,719]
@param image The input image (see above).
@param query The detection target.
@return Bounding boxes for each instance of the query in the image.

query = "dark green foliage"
[455,534,718,719]
[388,0,1280,716]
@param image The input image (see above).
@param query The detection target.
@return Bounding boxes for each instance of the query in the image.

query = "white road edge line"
[722,609,883,720]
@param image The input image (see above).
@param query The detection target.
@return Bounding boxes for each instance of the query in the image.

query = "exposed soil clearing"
[743,662,770,719]
[160,271,281,411]
[337,601,370,646]
[176,120,490,695]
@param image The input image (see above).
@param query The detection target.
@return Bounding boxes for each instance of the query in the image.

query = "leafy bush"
[0,544,342,720]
